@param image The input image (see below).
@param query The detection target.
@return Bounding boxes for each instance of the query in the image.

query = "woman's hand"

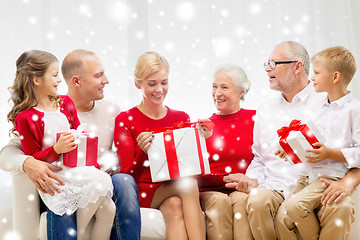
[53,132,78,154]
[224,173,258,193]
[136,131,154,154]
[197,119,213,139]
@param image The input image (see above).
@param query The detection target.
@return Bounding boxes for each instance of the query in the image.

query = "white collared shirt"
[246,83,327,197]
[300,92,360,182]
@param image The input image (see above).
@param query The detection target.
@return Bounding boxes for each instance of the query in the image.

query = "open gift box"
[147,121,213,182]
[277,119,325,164]
[56,131,99,169]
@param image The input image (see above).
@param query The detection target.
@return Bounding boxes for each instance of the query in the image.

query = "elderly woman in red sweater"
[197,64,256,240]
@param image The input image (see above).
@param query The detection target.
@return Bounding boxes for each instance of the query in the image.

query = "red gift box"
[56,132,99,169]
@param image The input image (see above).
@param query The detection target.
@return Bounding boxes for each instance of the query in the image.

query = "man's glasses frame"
[263,60,298,69]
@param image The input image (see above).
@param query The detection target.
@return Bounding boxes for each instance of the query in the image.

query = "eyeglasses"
[263,60,298,69]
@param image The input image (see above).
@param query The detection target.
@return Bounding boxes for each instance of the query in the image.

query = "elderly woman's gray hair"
[214,64,251,100]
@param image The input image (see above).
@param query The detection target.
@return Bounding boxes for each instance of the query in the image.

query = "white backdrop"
[1,0,360,238]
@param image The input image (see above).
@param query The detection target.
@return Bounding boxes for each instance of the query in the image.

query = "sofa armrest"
[12,173,40,240]
[350,187,360,240]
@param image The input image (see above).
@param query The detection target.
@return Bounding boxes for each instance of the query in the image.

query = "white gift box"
[148,127,211,182]
[278,120,325,164]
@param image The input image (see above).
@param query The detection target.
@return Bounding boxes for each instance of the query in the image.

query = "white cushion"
[140,208,166,240]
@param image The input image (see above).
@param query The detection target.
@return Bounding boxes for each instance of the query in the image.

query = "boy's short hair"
[311,46,357,83]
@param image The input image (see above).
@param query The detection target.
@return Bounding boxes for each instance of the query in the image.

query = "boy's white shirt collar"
[324,91,353,108]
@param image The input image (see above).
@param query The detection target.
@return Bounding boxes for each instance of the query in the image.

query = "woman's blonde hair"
[134,51,169,82]
[7,50,59,136]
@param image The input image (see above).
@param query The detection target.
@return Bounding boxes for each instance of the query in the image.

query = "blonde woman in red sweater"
[114,51,206,240]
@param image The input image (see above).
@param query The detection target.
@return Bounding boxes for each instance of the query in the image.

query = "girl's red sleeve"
[15,112,59,163]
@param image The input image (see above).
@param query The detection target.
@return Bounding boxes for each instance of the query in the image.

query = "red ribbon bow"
[277,119,303,139]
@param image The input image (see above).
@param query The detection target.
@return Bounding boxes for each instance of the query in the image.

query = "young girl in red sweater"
[7,50,114,240]
[114,51,206,240]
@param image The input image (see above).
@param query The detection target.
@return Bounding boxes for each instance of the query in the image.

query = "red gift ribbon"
[160,122,209,180]
[163,131,180,179]
[149,120,215,134]
[194,128,205,176]
[277,120,320,164]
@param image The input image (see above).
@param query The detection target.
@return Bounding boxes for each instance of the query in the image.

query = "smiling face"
[36,61,61,96]
[212,71,244,115]
[80,54,109,101]
[265,44,297,94]
[136,69,169,106]
[311,60,333,93]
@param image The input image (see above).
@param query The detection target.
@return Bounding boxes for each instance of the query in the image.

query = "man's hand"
[321,178,353,205]
[224,173,258,193]
[23,157,64,196]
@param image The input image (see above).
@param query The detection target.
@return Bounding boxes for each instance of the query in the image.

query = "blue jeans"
[47,208,77,240]
[110,173,141,240]
[47,173,141,240]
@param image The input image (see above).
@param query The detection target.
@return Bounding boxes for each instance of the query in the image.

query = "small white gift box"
[277,120,325,164]
[148,127,211,182]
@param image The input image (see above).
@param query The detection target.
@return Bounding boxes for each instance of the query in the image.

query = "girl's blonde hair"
[134,51,169,82]
[7,50,59,136]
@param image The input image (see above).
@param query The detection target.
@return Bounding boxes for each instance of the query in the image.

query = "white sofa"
[12,171,360,240]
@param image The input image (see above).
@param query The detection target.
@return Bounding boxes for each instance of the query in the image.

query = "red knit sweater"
[14,95,80,163]
[114,106,190,208]
[197,109,256,193]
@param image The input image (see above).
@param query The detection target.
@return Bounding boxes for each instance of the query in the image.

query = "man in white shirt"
[0,49,141,240]
[275,46,360,240]
[227,41,360,240]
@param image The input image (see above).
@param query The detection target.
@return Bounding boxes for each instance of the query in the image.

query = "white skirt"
[39,165,113,216]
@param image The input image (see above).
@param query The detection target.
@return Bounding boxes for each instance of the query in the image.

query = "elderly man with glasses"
[226,41,359,240]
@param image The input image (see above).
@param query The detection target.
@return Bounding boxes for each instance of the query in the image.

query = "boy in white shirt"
[276,46,360,240]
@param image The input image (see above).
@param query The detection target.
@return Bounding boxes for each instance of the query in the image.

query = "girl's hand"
[196,119,213,139]
[54,132,78,154]
[136,131,154,154]
[305,142,329,163]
